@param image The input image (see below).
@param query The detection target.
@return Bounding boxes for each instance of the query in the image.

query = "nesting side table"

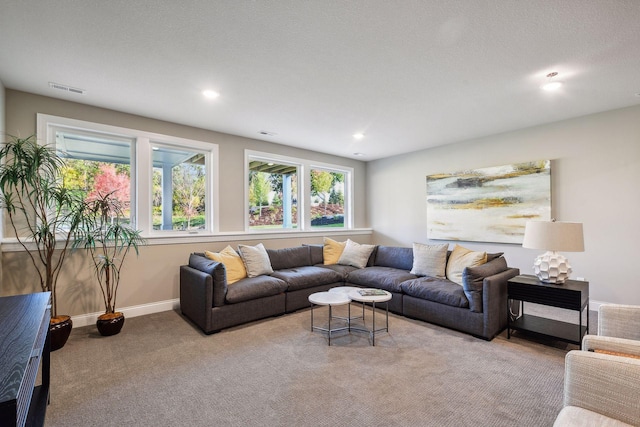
[308,291,351,345]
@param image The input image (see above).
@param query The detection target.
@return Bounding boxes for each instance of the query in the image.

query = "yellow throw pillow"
[445,244,487,286]
[323,237,346,265]
[205,246,247,284]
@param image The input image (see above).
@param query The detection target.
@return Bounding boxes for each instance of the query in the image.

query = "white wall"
[367,105,640,305]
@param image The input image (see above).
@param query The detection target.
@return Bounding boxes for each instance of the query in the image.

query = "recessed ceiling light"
[353,152,364,157]
[541,72,563,91]
[353,133,365,140]
[258,131,277,136]
[202,90,220,99]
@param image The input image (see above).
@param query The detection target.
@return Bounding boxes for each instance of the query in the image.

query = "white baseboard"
[69,297,606,329]
[71,298,180,328]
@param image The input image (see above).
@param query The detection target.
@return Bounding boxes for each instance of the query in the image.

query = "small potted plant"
[0,135,85,350]
[74,191,145,336]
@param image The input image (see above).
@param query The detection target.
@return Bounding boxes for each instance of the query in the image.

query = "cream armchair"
[554,304,640,426]
[583,303,640,359]
[554,350,640,426]
[597,303,640,340]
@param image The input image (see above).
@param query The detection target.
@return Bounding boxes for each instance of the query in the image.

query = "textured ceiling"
[1,1,639,160]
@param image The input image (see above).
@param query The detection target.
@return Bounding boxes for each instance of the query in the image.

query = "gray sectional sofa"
[179,244,519,340]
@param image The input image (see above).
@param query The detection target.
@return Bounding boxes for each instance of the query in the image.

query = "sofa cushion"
[410,242,448,278]
[374,246,414,271]
[267,246,311,270]
[271,266,343,291]
[225,275,288,304]
[347,266,417,293]
[205,246,247,284]
[238,243,274,277]
[304,244,324,265]
[323,237,346,265]
[446,244,487,285]
[316,263,359,280]
[462,257,508,313]
[338,239,376,269]
[401,277,470,308]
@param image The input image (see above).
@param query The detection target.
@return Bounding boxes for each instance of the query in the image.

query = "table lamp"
[522,220,584,284]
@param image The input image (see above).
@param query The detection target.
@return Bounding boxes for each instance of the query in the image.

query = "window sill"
[0,228,373,251]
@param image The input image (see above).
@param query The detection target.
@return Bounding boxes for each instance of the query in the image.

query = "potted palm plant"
[0,135,85,350]
[74,190,145,336]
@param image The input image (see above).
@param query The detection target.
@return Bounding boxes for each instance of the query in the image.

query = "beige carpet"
[46,305,594,426]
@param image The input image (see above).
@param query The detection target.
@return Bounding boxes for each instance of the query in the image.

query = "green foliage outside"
[63,158,206,230]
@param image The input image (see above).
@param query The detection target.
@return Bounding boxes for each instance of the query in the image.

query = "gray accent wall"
[367,104,640,305]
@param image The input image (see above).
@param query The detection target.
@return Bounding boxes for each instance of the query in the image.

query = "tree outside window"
[248,159,298,229]
[310,169,345,228]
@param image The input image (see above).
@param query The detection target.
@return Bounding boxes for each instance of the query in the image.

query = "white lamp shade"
[522,221,584,252]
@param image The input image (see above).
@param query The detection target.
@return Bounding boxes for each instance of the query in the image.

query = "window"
[247,156,299,230]
[310,168,346,229]
[151,144,207,231]
[38,114,218,237]
[246,151,353,231]
[55,128,134,224]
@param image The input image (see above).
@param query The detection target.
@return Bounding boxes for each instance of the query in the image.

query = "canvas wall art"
[426,160,551,244]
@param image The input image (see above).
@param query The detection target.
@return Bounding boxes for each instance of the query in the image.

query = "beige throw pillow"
[410,242,448,278]
[323,237,346,265]
[446,244,487,285]
[337,239,376,269]
[238,243,274,277]
[205,246,247,284]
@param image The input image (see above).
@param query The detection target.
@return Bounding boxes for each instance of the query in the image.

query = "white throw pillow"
[410,242,448,278]
[337,239,376,269]
[238,243,274,277]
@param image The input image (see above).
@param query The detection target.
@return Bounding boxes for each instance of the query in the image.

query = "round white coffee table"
[329,286,364,322]
[308,291,351,345]
[348,288,392,346]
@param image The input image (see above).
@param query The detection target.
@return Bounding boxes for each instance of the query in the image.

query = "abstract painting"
[426,160,551,244]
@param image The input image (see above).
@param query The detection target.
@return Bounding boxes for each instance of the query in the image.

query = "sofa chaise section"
[180,253,287,334]
[402,265,518,340]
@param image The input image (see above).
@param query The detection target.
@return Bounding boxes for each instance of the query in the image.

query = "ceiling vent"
[49,82,86,95]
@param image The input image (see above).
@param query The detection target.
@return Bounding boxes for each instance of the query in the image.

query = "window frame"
[245,151,303,232]
[147,140,214,235]
[309,164,352,230]
[37,114,219,238]
[244,150,354,232]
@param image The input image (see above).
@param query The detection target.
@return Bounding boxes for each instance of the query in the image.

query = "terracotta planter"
[96,312,125,336]
[50,315,73,351]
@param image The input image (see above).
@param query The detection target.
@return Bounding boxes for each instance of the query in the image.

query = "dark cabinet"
[0,292,51,427]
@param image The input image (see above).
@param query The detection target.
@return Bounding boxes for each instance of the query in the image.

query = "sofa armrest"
[562,350,640,425]
[482,267,520,338]
[582,335,640,358]
[598,304,640,340]
[186,253,228,307]
[180,265,213,332]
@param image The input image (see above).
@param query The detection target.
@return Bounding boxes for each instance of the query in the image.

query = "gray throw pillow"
[462,257,508,313]
[337,239,376,269]
[238,243,274,278]
[410,242,448,278]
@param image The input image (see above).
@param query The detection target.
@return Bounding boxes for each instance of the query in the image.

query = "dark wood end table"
[507,274,589,345]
